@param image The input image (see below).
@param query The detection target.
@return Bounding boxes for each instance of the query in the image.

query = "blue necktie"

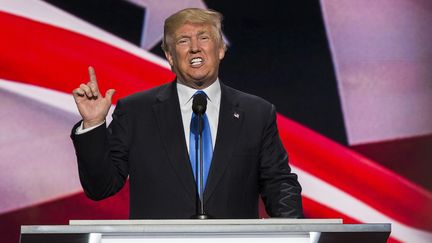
[189,91,213,199]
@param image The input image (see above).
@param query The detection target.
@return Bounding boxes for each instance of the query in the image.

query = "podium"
[20,219,390,243]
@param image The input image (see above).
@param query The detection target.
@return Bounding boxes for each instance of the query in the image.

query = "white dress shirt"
[76,79,221,153]
[177,79,220,151]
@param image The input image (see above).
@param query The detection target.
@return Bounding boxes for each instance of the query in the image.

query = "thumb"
[105,89,116,102]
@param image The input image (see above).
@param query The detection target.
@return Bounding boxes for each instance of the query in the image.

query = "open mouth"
[190,57,203,67]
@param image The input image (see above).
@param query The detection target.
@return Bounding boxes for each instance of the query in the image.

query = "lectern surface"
[20,219,390,243]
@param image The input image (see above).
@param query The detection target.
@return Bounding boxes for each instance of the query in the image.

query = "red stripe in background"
[352,134,432,191]
[277,115,432,231]
[0,10,175,104]
[1,9,431,236]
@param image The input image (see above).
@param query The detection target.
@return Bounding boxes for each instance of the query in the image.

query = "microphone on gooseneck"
[192,92,207,115]
[192,92,207,133]
[191,92,210,219]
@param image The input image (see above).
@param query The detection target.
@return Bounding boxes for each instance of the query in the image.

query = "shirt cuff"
[75,121,105,135]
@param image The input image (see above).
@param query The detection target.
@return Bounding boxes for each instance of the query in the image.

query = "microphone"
[192,93,207,134]
[191,92,210,219]
[192,92,207,115]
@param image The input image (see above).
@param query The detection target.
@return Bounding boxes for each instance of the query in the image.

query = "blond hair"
[161,8,226,52]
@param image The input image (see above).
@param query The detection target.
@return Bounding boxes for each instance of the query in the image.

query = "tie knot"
[194,90,207,97]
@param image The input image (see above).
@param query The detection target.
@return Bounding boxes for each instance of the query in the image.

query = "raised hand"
[72,66,115,128]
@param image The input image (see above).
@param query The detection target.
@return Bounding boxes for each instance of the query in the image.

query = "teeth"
[190,58,203,66]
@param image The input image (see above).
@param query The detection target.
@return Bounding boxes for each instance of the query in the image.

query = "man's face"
[164,23,225,89]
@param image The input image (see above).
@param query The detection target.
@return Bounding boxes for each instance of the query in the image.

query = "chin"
[190,75,210,84]
[194,81,205,87]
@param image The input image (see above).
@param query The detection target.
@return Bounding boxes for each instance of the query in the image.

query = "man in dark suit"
[71,8,303,219]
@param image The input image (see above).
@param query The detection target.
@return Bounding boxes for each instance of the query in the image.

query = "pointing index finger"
[88,66,97,83]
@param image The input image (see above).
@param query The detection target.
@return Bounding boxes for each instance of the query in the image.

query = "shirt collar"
[176,78,221,106]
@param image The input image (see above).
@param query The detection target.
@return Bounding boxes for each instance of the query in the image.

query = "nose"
[190,38,200,53]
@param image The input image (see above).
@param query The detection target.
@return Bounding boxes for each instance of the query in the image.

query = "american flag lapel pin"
[233,112,240,119]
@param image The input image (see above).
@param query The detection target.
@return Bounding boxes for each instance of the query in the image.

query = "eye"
[199,35,210,41]
[177,38,189,45]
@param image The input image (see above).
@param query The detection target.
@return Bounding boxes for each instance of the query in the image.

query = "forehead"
[174,22,213,36]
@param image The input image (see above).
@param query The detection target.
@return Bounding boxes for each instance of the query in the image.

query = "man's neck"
[177,78,217,90]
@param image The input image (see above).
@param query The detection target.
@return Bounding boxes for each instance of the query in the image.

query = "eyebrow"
[197,30,209,36]
[176,30,211,39]
[176,35,190,40]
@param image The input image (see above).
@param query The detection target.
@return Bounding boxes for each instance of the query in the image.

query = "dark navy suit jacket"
[71,81,303,219]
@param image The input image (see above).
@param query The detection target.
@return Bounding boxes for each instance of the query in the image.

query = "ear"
[218,45,225,60]
[164,50,174,66]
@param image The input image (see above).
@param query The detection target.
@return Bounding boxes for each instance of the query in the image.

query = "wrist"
[83,119,105,129]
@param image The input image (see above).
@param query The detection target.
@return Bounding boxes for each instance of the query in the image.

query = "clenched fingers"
[72,87,85,97]
[72,66,104,99]
[72,83,97,99]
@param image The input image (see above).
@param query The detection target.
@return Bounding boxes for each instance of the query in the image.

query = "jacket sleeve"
[258,104,304,218]
[70,100,130,201]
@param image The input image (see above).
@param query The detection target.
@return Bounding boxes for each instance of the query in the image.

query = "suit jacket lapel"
[152,81,196,203]
[204,84,243,203]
